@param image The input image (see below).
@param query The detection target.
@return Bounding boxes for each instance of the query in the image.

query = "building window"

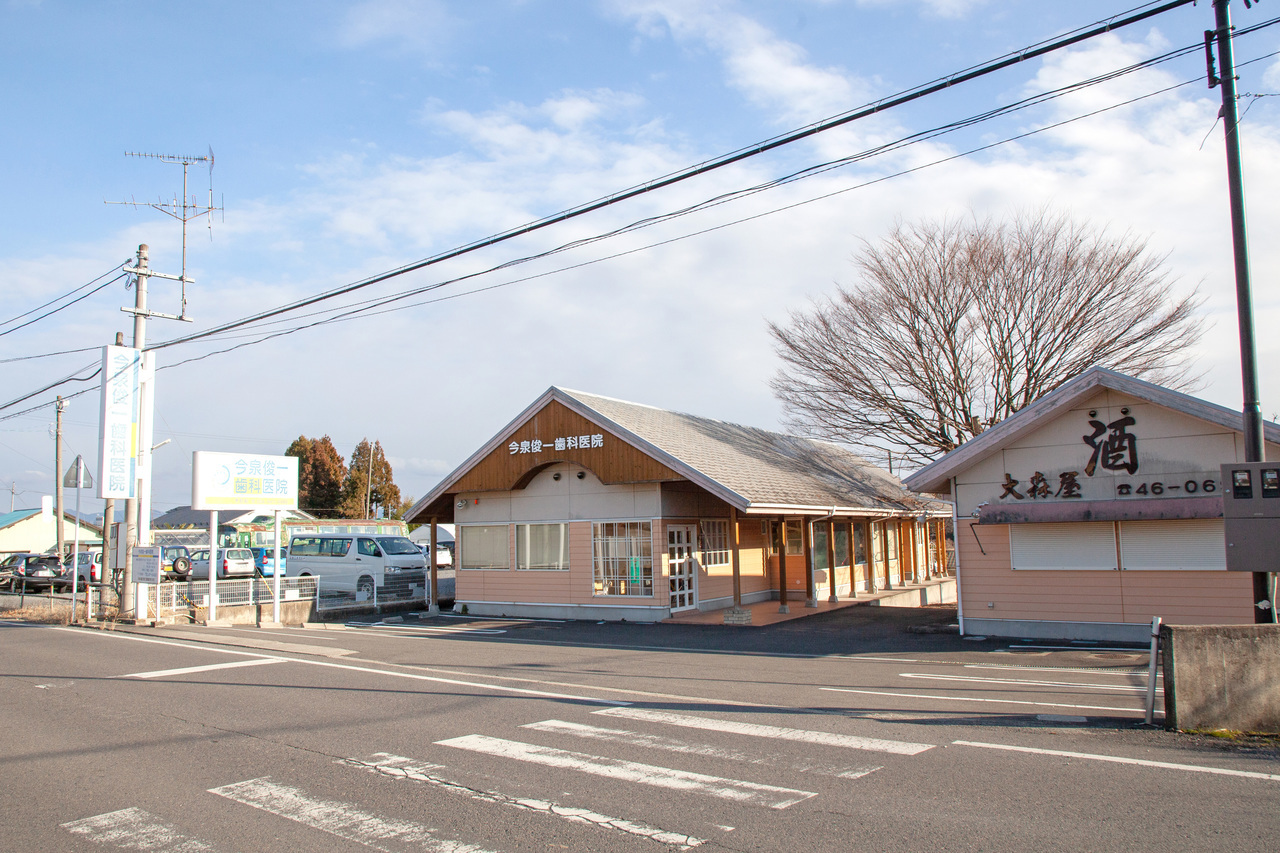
[814,524,829,570]
[516,523,568,571]
[699,520,729,566]
[784,520,804,556]
[459,524,509,570]
[835,525,849,567]
[592,522,653,596]
[853,522,867,565]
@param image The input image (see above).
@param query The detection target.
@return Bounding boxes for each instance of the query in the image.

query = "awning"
[977,496,1223,525]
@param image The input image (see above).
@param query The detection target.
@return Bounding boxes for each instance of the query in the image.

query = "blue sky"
[2,0,1278,515]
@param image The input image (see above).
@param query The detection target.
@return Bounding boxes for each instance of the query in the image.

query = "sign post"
[62,456,93,618]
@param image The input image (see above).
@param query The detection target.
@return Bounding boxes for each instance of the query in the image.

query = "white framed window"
[592,521,653,596]
[516,523,569,571]
[699,519,729,567]
[1119,519,1226,571]
[459,524,509,570]
[1010,522,1116,570]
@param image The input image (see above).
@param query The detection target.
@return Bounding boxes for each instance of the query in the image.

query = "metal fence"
[148,574,428,617]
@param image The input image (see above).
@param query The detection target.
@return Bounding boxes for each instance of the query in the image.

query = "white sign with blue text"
[192,451,299,511]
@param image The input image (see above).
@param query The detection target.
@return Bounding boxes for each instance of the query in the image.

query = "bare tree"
[769,211,1204,469]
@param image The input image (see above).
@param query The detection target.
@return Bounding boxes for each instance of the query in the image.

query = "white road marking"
[820,686,1141,714]
[209,777,497,852]
[964,664,1149,676]
[954,741,1280,782]
[899,672,1154,693]
[523,719,881,779]
[1006,645,1145,653]
[62,807,219,851]
[344,753,706,850]
[119,658,286,679]
[367,624,507,635]
[435,735,816,809]
[594,707,934,756]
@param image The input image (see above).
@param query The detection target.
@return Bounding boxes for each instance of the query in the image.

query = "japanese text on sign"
[509,433,604,454]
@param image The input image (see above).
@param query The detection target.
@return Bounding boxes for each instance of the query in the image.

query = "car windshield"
[377,537,421,556]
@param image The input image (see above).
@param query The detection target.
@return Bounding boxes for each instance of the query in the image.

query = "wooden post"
[826,519,839,603]
[778,519,790,614]
[880,521,892,590]
[723,507,751,625]
[804,518,817,608]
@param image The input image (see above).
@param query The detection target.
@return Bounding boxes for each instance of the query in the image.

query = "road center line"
[953,741,1280,782]
[120,658,286,679]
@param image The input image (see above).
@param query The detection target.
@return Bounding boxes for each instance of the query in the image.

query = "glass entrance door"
[667,524,697,612]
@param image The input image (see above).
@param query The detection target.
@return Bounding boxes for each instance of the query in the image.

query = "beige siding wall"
[457,520,663,606]
[957,519,1254,625]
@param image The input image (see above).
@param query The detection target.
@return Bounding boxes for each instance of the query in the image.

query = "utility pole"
[55,397,66,561]
[1208,0,1272,621]
[119,246,149,620]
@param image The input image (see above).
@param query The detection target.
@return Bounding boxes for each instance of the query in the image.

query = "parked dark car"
[0,552,66,591]
[161,546,193,580]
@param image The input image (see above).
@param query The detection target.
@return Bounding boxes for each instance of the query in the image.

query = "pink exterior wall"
[957,519,1254,626]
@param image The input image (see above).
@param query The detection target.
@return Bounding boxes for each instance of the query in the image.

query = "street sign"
[192,451,299,511]
[63,455,94,490]
[132,546,161,585]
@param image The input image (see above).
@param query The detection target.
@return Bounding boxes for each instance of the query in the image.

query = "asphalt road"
[2,605,1277,852]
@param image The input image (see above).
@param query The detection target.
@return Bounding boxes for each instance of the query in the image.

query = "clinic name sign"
[192,451,299,510]
[509,433,605,455]
[97,345,143,499]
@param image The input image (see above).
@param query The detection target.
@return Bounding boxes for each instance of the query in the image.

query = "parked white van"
[286,534,426,600]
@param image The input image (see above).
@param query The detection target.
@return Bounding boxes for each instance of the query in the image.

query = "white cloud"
[336,0,455,54]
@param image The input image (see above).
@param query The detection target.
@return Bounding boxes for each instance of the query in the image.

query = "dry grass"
[1,600,119,625]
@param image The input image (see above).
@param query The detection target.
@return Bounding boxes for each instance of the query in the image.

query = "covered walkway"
[663,575,955,626]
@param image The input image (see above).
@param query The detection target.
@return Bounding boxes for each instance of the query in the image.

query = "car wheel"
[357,577,375,599]
[172,556,191,576]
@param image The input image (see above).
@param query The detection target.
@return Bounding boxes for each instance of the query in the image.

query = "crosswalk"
[63,707,935,852]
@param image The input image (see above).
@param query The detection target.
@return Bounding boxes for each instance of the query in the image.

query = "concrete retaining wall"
[1161,624,1280,733]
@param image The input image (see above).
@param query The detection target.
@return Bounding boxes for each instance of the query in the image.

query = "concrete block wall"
[1161,624,1280,733]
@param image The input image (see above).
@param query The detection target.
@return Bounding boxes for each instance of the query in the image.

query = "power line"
[0,263,127,331]
[141,0,1200,355]
[0,272,128,338]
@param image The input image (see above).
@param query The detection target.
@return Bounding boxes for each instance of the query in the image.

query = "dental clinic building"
[406,387,950,622]
[905,367,1280,642]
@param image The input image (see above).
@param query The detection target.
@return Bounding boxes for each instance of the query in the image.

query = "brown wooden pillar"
[778,518,790,614]
[803,518,817,608]
[730,506,742,607]
[848,520,859,598]
[826,519,839,603]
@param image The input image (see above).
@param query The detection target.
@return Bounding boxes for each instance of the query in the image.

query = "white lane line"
[954,741,1280,782]
[368,624,507,635]
[435,735,816,810]
[119,658,286,679]
[52,628,631,706]
[62,807,220,852]
[522,719,881,779]
[594,707,934,756]
[821,686,1142,714]
[900,672,1154,693]
[344,753,706,850]
[964,664,1149,676]
[209,777,497,852]
[1006,645,1145,652]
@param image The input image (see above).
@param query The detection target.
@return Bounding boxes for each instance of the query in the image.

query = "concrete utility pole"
[120,245,150,620]
[55,397,66,561]
[1208,0,1273,621]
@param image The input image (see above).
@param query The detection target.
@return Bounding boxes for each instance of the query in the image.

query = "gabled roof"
[408,386,944,520]
[904,366,1280,495]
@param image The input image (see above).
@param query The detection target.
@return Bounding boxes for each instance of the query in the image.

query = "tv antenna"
[106,148,222,321]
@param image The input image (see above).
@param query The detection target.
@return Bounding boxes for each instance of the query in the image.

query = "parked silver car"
[187,547,255,580]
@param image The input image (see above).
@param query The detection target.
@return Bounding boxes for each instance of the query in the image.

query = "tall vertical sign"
[97,345,141,499]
